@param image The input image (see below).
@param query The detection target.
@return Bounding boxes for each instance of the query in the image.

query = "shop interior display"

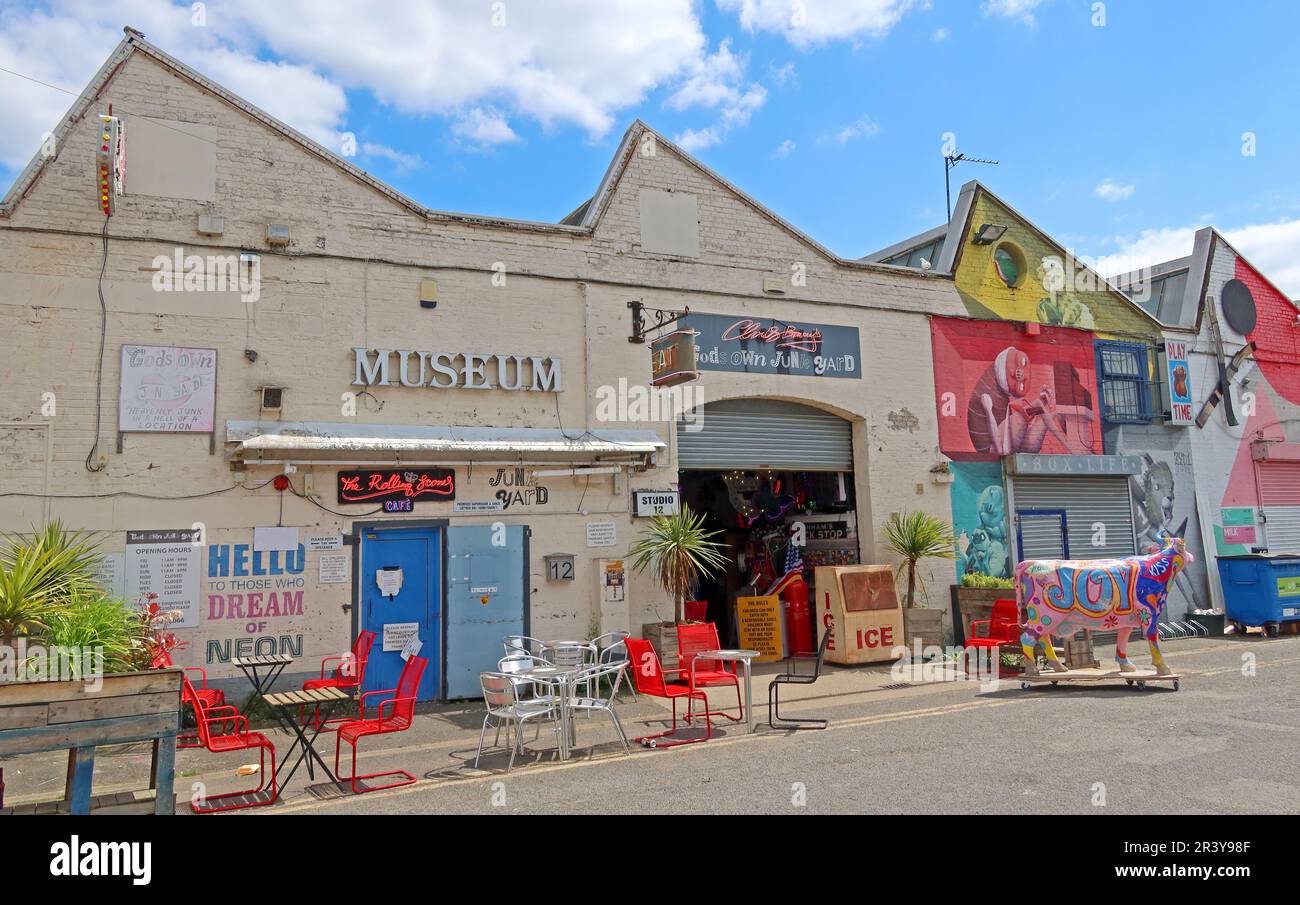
[680,469,858,645]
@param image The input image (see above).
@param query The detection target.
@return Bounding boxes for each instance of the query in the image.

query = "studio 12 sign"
[338,469,456,511]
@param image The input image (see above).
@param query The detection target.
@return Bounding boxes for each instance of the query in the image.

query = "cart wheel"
[1137,681,1147,689]
[1173,680,1180,692]
[1050,680,1059,686]
[1231,620,1249,635]
[1125,679,1134,686]
[1020,682,1030,690]
[1265,622,1281,638]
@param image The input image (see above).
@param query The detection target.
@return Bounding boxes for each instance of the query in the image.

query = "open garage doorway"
[676,399,861,647]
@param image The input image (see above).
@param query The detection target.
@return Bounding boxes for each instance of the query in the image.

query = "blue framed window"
[1094,341,1152,424]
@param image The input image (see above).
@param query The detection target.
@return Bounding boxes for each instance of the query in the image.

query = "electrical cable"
[85,216,110,472]
[0,477,278,500]
[286,479,383,517]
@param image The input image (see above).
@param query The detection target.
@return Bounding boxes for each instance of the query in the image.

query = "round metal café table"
[691,649,761,733]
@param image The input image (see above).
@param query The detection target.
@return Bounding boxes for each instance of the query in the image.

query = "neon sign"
[337,469,457,508]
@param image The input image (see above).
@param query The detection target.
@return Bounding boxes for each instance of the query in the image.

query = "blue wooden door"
[360,525,442,702]
[444,525,528,700]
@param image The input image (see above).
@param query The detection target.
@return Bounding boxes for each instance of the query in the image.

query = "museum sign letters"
[352,348,562,392]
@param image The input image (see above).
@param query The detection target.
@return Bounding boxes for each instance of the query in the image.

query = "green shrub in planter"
[960,572,1015,590]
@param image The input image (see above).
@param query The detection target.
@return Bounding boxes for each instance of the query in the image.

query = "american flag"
[765,537,804,596]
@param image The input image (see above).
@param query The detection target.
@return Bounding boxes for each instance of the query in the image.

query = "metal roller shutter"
[1012,477,1136,560]
[676,399,853,471]
[1259,462,1300,553]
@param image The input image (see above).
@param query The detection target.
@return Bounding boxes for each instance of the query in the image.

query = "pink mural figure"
[1015,535,1193,676]
[972,346,1095,455]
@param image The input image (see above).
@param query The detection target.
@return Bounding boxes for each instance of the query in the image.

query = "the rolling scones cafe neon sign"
[338,469,456,512]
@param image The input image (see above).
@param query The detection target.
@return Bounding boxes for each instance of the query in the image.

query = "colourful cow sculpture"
[1015,535,1193,676]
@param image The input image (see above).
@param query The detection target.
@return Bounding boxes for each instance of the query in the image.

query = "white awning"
[226,421,665,466]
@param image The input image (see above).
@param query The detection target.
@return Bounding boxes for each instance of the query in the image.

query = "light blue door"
[444,525,528,700]
[360,525,442,702]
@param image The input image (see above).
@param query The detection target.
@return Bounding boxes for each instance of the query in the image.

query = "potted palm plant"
[883,510,956,652]
[628,505,728,661]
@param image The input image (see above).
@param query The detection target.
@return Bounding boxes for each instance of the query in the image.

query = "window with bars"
[1094,341,1152,424]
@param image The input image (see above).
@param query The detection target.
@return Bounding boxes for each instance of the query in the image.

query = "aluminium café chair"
[567,661,631,756]
[592,631,636,702]
[334,655,427,794]
[183,677,277,813]
[622,637,714,749]
[497,654,560,732]
[768,626,833,731]
[475,672,563,772]
[543,640,598,700]
[503,634,548,659]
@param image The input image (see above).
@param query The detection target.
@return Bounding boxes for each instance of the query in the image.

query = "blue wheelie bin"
[1216,553,1300,637]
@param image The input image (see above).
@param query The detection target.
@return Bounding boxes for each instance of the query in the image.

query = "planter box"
[951,585,1015,646]
[641,622,680,667]
[0,668,182,815]
[903,607,947,653]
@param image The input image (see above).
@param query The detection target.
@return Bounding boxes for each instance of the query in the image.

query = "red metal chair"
[965,599,1020,653]
[334,655,427,793]
[183,677,277,813]
[675,622,743,722]
[301,630,376,729]
[623,637,714,748]
[154,650,223,748]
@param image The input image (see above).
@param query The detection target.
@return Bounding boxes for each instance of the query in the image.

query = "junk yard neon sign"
[352,348,561,391]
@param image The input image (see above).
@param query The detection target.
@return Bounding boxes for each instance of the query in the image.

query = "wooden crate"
[0,668,182,815]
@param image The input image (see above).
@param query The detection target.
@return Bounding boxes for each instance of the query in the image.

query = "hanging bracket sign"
[649,330,698,387]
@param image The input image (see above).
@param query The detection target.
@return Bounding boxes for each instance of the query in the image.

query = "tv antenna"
[945,152,999,221]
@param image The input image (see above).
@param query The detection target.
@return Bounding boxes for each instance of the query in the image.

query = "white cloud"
[1094,178,1136,202]
[718,0,918,48]
[821,114,881,144]
[773,138,796,158]
[982,0,1045,25]
[1099,218,1300,298]
[0,0,709,171]
[931,27,951,41]
[451,108,520,148]
[360,142,422,173]
[667,39,767,152]
[675,126,723,152]
[769,61,796,85]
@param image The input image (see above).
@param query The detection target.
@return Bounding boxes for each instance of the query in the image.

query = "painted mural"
[951,192,1156,336]
[1107,423,1208,618]
[1195,239,1300,559]
[951,461,1012,579]
[931,317,1103,462]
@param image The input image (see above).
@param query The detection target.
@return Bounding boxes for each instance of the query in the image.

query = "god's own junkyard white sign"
[119,345,217,432]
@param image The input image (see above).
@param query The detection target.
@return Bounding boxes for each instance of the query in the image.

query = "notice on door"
[125,530,201,628]
[383,622,420,652]
[735,595,784,662]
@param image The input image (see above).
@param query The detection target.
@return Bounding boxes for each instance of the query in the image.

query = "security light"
[972,223,1009,245]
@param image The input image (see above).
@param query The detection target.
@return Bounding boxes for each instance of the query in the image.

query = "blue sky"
[3,1,1298,290]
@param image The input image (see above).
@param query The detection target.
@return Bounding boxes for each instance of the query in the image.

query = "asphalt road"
[272,635,1300,815]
